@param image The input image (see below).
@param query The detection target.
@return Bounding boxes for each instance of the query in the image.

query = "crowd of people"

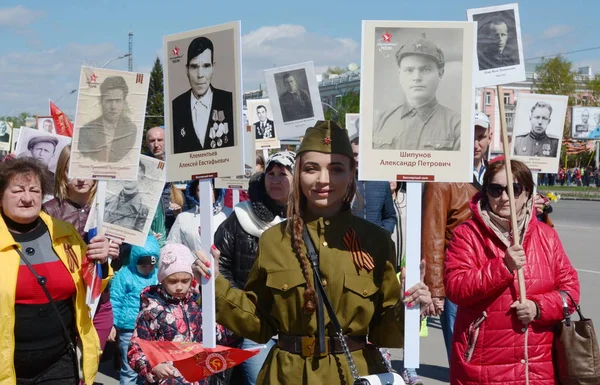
[0,117,580,385]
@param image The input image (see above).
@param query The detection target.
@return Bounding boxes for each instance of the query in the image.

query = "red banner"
[134,339,260,382]
[49,101,73,137]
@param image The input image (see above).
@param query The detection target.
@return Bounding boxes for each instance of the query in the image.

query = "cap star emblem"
[90,73,98,82]
[414,43,422,50]
[323,136,332,145]
[172,46,180,56]
[382,31,392,43]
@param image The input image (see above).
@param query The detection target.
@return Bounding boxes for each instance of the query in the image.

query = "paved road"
[95,200,600,385]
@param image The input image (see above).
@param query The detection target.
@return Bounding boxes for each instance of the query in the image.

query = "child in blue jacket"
[111,235,161,385]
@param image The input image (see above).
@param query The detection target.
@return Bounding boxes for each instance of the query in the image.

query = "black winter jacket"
[215,173,285,289]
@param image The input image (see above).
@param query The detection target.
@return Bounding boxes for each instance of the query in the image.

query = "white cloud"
[0,43,125,115]
[542,25,573,39]
[241,24,360,89]
[0,5,44,28]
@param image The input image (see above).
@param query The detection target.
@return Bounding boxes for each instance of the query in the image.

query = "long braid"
[287,156,317,314]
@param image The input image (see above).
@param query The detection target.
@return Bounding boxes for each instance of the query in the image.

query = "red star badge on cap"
[323,136,331,145]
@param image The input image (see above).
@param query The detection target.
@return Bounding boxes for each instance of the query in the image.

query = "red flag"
[134,339,260,382]
[81,255,103,301]
[49,101,73,137]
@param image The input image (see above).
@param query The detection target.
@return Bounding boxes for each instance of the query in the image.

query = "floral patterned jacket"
[127,283,238,384]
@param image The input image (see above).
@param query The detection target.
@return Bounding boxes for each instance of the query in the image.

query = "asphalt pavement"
[95,200,600,385]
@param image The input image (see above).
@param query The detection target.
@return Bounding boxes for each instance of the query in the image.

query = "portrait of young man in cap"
[171,36,234,154]
[18,135,60,184]
[373,33,461,151]
[277,70,314,123]
[77,76,138,162]
[104,160,150,232]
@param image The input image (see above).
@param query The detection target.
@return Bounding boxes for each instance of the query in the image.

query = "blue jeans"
[440,298,457,362]
[118,330,138,385]
[238,338,275,385]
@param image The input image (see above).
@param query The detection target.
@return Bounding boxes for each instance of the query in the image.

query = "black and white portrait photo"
[468,4,526,87]
[264,61,324,140]
[70,66,149,180]
[0,121,11,151]
[36,117,55,133]
[15,127,72,186]
[171,36,234,154]
[164,22,244,182]
[571,106,600,139]
[511,93,567,173]
[359,21,475,183]
[274,69,314,123]
[372,28,463,152]
[254,104,275,140]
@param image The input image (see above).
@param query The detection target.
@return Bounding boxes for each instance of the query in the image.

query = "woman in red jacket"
[444,159,579,385]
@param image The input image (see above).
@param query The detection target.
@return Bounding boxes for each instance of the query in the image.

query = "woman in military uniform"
[193,120,431,384]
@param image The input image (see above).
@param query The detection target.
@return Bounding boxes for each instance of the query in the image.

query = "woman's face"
[65,169,94,196]
[265,164,292,205]
[487,171,528,219]
[1,172,43,224]
[300,152,353,215]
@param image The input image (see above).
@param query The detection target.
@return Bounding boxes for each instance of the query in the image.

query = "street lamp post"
[101,53,131,69]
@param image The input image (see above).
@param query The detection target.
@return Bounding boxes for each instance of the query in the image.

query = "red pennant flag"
[134,339,260,382]
[81,255,103,301]
[50,101,73,137]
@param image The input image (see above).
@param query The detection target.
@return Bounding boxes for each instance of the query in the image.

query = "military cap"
[297,120,354,160]
[187,37,214,66]
[100,76,128,96]
[395,34,445,69]
[27,135,58,150]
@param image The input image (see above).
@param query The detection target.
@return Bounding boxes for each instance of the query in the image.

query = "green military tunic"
[214,210,404,384]
[513,133,559,157]
[372,98,461,151]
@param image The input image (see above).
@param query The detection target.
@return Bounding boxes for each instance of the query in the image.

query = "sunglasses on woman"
[486,183,524,198]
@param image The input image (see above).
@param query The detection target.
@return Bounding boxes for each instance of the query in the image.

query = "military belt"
[277,334,368,357]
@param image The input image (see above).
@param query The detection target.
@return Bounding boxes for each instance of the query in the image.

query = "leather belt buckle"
[300,336,328,357]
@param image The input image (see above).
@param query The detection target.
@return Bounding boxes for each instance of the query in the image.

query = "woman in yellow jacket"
[0,157,111,385]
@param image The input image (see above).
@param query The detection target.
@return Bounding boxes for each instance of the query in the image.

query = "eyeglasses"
[486,183,524,198]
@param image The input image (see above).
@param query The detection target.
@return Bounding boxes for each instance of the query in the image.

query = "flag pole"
[497,85,526,303]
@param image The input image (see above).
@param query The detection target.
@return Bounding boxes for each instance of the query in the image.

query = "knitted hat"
[296,120,354,160]
[158,243,197,282]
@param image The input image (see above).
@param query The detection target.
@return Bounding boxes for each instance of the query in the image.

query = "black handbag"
[302,228,405,385]
[554,291,600,385]
[16,246,84,382]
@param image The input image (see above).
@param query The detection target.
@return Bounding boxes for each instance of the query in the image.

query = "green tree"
[143,57,165,145]
[322,66,346,80]
[533,56,577,101]
[5,112,31,128]
[323,91,360,128]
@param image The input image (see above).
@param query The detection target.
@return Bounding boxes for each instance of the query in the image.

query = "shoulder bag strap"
[14,246,77,354]
[302,227,362,382]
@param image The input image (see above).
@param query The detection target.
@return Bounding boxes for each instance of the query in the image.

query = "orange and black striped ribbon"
[63,244,80,273]
[343,228,375,272]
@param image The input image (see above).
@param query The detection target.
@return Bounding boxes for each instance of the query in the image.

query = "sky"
[1,0,599,117]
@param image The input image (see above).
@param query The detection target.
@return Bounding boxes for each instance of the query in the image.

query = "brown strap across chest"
[277,334,368,357]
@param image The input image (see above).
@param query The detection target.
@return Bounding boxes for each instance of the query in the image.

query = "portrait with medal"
[511,93,568,173]
[164,22,244,182]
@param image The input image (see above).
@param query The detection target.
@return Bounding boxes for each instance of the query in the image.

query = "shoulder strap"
[302,227,327,354]
[15,246,77,354]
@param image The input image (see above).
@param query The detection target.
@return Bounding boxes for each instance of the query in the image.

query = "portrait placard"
[86,155,167,247]
[164,22,244,182]
[36,116,56,133]
[214,123,256,190]
[0,121,13,151]
[510,93,567,173]
[12,127,22,152]
[467,3,526,87]
[247,99,280,149]
[359,21,475,182]
[264,62,324,140]
[345,113,360,140]
[15,127,72,179]
[571,106,600,140]
[70,66,149,181]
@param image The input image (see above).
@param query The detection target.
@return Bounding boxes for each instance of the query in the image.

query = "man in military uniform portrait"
[476,17,519,70]
[78,76,138,163]
[172,36,234,154]
[278,72,314,122]
[575,109,590,134]
[513,101,559,158]
[104,161,150,232]
[254,104,275,140]
[373,34,461,151]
